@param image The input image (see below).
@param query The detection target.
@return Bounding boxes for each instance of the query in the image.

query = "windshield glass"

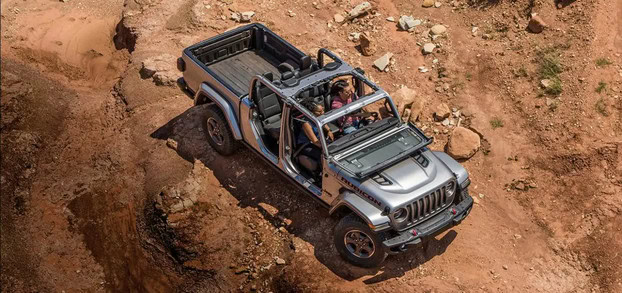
[325,96,398,153]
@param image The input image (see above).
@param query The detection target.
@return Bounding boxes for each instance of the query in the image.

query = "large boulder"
[447,127,481,160]
[140,54,178,86]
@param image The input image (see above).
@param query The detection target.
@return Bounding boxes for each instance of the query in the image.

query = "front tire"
[203,106,236,155]
[334,213,387,268]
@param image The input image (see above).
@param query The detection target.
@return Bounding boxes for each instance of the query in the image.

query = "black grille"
[409,185,452,223]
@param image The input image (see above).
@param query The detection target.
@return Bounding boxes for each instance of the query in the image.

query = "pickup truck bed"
[185,25,307,97]
[207,50,280,95]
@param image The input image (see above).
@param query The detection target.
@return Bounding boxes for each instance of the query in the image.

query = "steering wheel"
[356,112,379,127]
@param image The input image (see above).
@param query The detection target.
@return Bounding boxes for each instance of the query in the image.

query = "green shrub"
[595,81,607,93]
[595,58,612,67]
[490,117,504,129]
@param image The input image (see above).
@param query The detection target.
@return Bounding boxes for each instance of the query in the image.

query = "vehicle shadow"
[151,105,458,284]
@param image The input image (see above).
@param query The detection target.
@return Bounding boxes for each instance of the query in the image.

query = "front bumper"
[382,192,473,254]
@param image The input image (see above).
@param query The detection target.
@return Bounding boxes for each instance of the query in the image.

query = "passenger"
[296,101,333,171]
[297,101,334,148]
[330,80,360,134]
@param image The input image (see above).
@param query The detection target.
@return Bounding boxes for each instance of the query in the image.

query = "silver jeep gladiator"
[177,23,473,267]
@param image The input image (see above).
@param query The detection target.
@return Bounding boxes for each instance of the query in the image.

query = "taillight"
[177,57,186,72]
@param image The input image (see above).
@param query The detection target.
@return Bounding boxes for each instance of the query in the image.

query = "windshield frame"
[331,124,433,178]
[316,93,401,157]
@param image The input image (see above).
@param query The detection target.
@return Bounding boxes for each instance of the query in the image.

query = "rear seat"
[254,74,282,140]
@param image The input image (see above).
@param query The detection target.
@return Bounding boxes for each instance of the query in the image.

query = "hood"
[341,149,455,210]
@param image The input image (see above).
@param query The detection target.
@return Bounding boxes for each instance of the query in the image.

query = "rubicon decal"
[339,176,382,207]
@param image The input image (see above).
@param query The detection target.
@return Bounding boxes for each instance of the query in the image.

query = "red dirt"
[1,0,620,292]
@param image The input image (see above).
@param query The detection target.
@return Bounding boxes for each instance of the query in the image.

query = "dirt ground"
[1,0,621,292]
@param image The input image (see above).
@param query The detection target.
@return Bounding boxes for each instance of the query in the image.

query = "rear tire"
[334,213,387,268]
[203,106,236,155]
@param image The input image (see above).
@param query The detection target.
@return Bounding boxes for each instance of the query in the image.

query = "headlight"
[393,207,408,222]
[446,181,456,197]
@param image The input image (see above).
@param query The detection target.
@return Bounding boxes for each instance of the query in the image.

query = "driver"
[330,80,361,134]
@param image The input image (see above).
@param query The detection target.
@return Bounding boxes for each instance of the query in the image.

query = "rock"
[359,33,376,56]
[409,98,425,123]
[391,86,417,115]
[230,12,241,22]
[503,265,509,270]
[348,2,372,19]
[386,16,395,22]
[275,257,286,265]
[422,43,436,55]
[401,108,411,121]
[141,54,178,86]
[418,66,429,73]
[166,138,178,151]
[373,53,393,71]
[334,14,345,23]
[441,118,450,126]
[447,127,481,160]
[348,32,361,42]
[430,24,447,35]
[528,13,547,33]
[540,79,551,88]
[515,182,526,190]
[287,10,296,17]
[398,15,421,31]
[434,103,451,121]
[546,98,556,106]
[235,266,249,274]
[240,11,255,22]
[434,1,442,7]
[473,197,480,204]
[482,33,492,40]
[423,0,435,8]
[514,234,522,240]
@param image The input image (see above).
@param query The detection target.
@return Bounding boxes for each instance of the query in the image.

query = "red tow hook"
[451,208,457,215]
[411,229,418,236]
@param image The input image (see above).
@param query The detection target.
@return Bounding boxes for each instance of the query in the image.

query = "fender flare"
[195,83,243,140]
[330,191,390,230]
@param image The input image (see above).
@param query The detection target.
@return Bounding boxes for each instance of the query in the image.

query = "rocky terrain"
[1,0,620,292]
